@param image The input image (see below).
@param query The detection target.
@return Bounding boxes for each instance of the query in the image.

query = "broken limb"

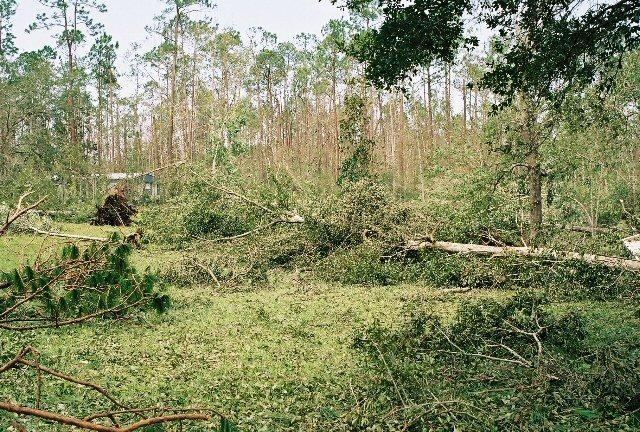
[0,191,48,236]
[0,347,231,432]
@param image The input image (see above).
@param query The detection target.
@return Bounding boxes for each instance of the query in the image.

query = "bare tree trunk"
[445,63,452,146]
[406,239,640,272]
[462,78,467,140]
[426,67,434,155]
[65,6,78,151]
[166,4,181,163]
[523,97,542,240]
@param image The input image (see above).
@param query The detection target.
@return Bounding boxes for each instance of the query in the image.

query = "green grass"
[0,275,476,430]
[0,222,133,272]
[0,223,638,431]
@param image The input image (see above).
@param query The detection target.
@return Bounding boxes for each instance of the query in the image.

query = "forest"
[0,0,639,430]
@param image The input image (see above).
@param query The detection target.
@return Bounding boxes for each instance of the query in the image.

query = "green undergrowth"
[140,174,639,300]
[348,292,640,431]
[0,216,638,430]
[0,275,467,431]
[1,273,637,431]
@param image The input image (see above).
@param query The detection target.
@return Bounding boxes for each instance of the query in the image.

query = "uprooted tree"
[93,190,138,227]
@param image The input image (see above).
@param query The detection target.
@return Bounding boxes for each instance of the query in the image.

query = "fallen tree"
[29,227,110,242]
[406,238,640,272]
[28,227,143,247]
[93,190,137,227]
[0,346,234,432]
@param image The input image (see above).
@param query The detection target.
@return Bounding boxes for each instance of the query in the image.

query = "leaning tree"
[332,0,640,239]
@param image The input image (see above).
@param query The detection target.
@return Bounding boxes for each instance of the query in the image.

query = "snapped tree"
[333,0,640,239]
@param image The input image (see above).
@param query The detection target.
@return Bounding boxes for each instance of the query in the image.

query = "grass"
[0,222,132,272]
[1,223,638,431]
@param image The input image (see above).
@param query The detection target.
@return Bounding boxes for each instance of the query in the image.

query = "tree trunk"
[166,4,181,163]
[523,98,542,240]
[445,63,452,146]
[406,239,640,272]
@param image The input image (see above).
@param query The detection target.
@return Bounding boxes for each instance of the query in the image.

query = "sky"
[13,0,345,55]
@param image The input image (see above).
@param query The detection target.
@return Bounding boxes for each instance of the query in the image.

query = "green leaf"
[575,408,600,420]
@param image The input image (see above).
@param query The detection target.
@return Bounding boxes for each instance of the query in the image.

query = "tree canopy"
[336,0,640,103]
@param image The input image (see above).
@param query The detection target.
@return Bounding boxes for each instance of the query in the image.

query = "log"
[566,225,618,234]
[406,239,640,272]
[623,234,640,260]
[29,227,109,242]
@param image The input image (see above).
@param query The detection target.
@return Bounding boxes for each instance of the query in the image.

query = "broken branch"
[29,227,109,242]
[0,192,48,236]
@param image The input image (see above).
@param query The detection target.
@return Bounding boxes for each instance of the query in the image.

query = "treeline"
[0,2,489,188]
[0,0,638,230]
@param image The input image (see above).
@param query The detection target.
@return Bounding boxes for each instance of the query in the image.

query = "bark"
[0,402,214,432]
[462,78,467,138]
[566,225,619,234]
[523,97,542,240]
[406,239,640,272]
[166,4,181,163]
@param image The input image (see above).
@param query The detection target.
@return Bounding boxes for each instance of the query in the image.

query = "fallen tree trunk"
[566,225,618,234]
[406,239,640,272]
[29,227,109,242]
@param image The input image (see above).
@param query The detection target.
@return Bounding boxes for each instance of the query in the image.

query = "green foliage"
[338,95,375,185]
[138,172,294,247]
[306,178,410,250]
[0,237,168,328]
[349,292,640,430]
[339,0,640,104]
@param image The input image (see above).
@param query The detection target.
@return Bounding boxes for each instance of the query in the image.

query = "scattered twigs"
[192,260,221,288]
[371,340,407,407]
[438,328,533,368]
[0,403,119,432]
[0,191,48,236]
[0,347,230,431]
[0,347,128,409]
[501,316,546,358]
